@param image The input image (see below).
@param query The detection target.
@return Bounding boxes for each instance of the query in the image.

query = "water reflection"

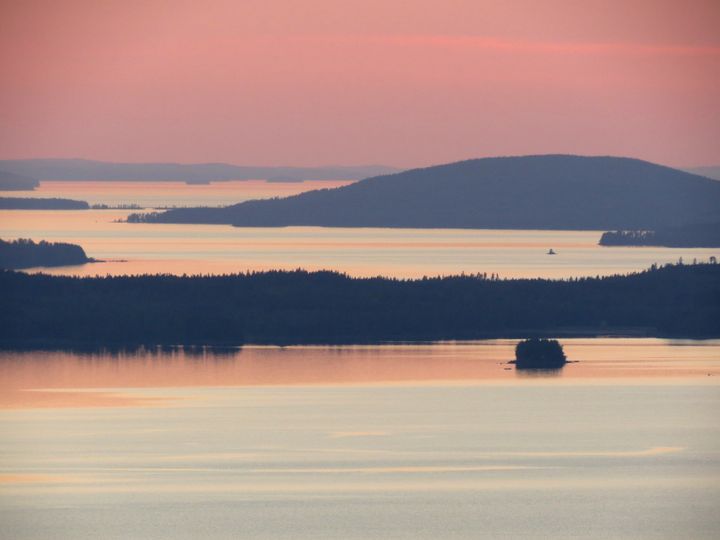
[3,208,719,279]
[1,339,719,408]
[0,344,241,358]
[1,341,719,539]
[514,367,563,378]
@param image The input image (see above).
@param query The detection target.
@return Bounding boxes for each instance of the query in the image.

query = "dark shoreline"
[2,262,718,348]
[0,197,89,210]
[599,223,720,248]
[0,327,673,351]
[0,238,94,270]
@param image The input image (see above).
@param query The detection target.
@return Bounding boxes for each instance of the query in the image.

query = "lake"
[1,339,719,539]
[2,181,718,278]
[2,179,354,208]
[2,181,719,538]
[1,209,718,279]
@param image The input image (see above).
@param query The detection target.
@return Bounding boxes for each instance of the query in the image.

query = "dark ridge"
[0,197,90,210]
[600,222,720,247]
[128,155,720,230]
[1,262,718,348]
[0,158,399,183]
[0,169,39,191]
[0,238,93,270]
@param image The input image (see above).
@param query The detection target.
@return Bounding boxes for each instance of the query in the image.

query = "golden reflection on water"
[1,339,718,408]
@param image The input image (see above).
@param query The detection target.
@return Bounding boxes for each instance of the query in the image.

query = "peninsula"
[127,155,720,231]
[599,222,720,248]
[0,239,94,270]
[0,197,90,210]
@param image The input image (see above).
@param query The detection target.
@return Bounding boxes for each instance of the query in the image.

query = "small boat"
[547,248,556,255]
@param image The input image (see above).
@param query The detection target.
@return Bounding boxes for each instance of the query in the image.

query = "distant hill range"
[0,170,39,191]
[0,159,399,183]
[129,155,720,230]
[684,166,720,181]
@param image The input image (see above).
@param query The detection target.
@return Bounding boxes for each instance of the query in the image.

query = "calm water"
[2,209,719,278]
[1,339,719,539]
[2,181,718,278]
[3,185,719,539]
[2,179,354,207]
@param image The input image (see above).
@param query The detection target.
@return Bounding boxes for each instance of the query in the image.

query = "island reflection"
[1,339,718,408]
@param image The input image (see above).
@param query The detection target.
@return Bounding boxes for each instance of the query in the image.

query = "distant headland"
[599,222,720,248]
[0,239,95,270]
[0,170,39,191]
[0,197,90,210]
[127,155,720,231]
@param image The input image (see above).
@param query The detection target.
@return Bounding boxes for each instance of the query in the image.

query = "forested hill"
[129,155,720,230]
[1,262,718,347]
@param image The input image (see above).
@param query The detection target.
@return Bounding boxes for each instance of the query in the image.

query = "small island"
[514,338,567,369]
[0,238,95,269]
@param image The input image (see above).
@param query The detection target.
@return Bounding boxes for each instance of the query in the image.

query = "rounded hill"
[132,155,720,230]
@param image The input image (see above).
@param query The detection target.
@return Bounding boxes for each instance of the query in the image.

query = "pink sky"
[1,0,719,168]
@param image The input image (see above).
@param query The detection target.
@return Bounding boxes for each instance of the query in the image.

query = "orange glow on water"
[1,339,718,408]
[3,206,718,279]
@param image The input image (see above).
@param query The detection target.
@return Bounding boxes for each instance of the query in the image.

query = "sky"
[1,0,719,168]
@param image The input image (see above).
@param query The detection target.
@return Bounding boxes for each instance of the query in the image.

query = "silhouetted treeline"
[91,203,143,210]
[0,239,93,270]
[128,156,720,230]
[600,223,720,247]
[0,197,89,210]
[1,263,718,348]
